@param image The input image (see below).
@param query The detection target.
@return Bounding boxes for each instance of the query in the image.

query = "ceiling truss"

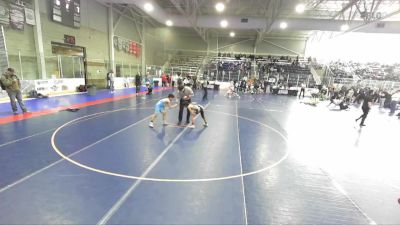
[254,0,283,47]
[98,0,400,42]
[169,0,208,42]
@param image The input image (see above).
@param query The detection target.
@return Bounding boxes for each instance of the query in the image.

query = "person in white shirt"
[346,89,354,103]
[107,70,115,92]
[299,83,306,98]
[183,77,190,86]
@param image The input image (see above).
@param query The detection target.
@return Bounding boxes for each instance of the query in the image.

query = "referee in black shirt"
[177,85,194,125]
[356,91,373,127]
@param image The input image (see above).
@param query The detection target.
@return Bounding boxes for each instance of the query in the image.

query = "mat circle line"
[51,109,290,182]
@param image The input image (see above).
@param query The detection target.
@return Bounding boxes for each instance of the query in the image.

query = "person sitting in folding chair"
[146,81,153,95]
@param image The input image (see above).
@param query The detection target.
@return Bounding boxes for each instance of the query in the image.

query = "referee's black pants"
[178,99,191,123]
[203,87,208,100]
[356,107,369,125]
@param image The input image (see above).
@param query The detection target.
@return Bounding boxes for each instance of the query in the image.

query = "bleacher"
[254,56,315,87]
[205,56,253,82]
[202,54,315,86]
[166,53,206,77]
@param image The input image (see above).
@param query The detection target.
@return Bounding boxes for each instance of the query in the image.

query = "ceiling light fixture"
[144,3,154,12]
[341,24,349,31]
[229,32,235,37]
[280,22,288,29]
[166,20,173,26]
[295,3,305,13]
[215,2,225,12]
[220,20,228,28]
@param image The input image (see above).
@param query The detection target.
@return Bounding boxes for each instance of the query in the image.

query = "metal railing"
[323,75,400,90]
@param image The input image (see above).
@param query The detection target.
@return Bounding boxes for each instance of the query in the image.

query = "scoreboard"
[51,0,81,28]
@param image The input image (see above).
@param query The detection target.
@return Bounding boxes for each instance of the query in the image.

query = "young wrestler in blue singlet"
[149,94,177,128]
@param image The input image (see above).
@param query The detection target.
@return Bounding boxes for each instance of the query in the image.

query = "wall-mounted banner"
[9,4,25,30]
[34,78,85,94]
[113,36,141,57]
[24,7,35,25]
[0,3,9,25]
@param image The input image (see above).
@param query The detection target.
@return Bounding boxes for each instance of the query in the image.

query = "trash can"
[153,80,159,87]
[87,85,97,96]
[213,84,220,91]
[288,90,298,96]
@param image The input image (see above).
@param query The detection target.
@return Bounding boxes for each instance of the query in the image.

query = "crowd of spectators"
[256,56,314,87]
[208,54,313,84]
[326,85,400,116]
[208,57,252,74]
[257,61,310,77]
[328,61,400,82]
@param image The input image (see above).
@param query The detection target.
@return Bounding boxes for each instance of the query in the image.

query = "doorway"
[51,42,87,84]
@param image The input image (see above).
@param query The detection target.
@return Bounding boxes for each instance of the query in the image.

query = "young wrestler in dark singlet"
[187,103,208,128]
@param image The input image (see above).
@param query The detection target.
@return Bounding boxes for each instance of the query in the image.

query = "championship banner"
[135,46,141,57]
[113,35,141,57]
[9,4,25,30]
[0,3,9,25]
[24,7,35,25]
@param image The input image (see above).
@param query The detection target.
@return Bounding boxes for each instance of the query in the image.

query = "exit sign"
[64,35,76,45]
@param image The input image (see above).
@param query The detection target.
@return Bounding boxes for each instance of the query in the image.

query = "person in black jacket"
[106,71,111,89]
[355,91,373,127]
[202,79,209,101]
[135,73,141,93]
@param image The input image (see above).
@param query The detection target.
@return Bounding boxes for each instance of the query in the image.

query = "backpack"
[28,90,38,98]
[77,85,87,92]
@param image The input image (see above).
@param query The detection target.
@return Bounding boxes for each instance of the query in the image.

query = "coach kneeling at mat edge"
[0,68,28,115]
[177,85,194,125]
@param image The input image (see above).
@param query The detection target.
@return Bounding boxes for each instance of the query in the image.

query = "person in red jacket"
[161,72,167,87]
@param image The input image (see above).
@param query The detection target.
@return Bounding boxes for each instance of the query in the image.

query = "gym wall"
[163,31,307,57]
[2,0,307,82]
[3,0,37,80]
[39,0,109,80]
[3,0,163,81]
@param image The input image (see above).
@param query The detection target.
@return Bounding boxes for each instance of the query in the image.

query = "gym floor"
[0,88,399,224]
